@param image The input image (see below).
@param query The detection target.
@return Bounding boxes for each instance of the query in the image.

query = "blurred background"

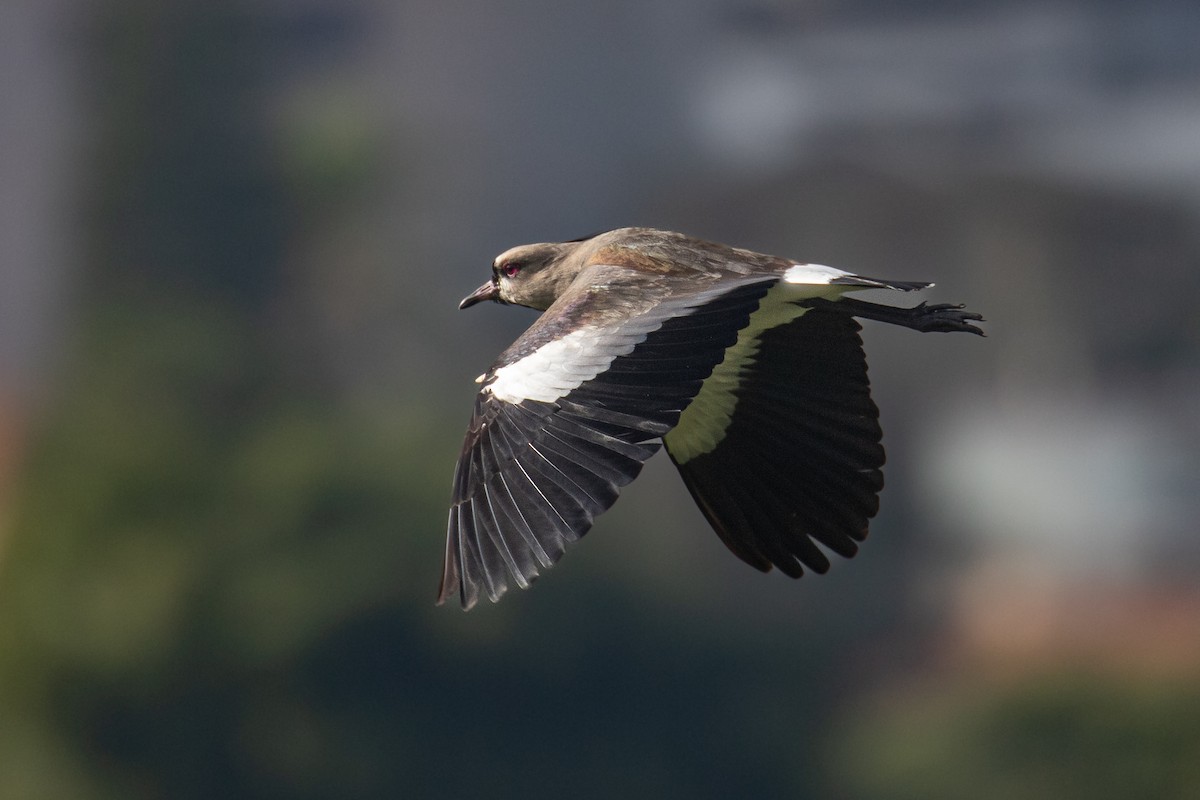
[2,0,1199,797]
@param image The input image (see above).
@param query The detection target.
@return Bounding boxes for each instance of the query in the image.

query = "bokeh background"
[3,1,1199,798]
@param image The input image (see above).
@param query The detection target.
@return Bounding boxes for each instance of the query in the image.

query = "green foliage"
[832,673,1200,800]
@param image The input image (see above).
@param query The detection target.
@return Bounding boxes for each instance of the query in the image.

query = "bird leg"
[801,297,986,336]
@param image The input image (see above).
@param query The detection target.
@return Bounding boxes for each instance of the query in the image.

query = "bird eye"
[502,263,521,278]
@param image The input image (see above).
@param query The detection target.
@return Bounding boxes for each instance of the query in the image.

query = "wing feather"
[439,278,774,608]
[665,305,885,577]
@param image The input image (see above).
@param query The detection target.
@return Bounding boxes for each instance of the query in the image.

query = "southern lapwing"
[441,227,984,609]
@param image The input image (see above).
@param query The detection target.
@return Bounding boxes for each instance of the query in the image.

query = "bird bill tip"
[459,279,500,309]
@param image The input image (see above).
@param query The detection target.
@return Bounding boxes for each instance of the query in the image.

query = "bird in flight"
[441,227,984,609]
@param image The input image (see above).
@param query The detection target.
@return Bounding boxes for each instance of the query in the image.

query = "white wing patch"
[485,280,762,406]
[486,317,662,404]
[665,275,853,464]
[783,262,855,285]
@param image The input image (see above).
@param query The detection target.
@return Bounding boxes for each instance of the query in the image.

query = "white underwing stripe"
[486,280,759,406]
[665,273,852,464]
[486,317,663,404]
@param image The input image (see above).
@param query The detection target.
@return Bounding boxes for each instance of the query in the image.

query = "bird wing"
[440,275,776,609]
[663,290,885,579]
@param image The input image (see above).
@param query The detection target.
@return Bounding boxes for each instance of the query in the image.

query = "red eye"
[502,263,521,278]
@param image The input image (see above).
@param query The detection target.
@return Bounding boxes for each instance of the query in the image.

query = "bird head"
[459,241,582,312]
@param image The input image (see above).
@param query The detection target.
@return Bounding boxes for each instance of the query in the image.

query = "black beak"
[459,279,500,310]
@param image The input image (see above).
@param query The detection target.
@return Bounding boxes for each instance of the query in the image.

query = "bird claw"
[911,302,986,335]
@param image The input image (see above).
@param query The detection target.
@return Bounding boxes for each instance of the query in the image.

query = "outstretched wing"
[440,279,775,609]
[664,295,885,578]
